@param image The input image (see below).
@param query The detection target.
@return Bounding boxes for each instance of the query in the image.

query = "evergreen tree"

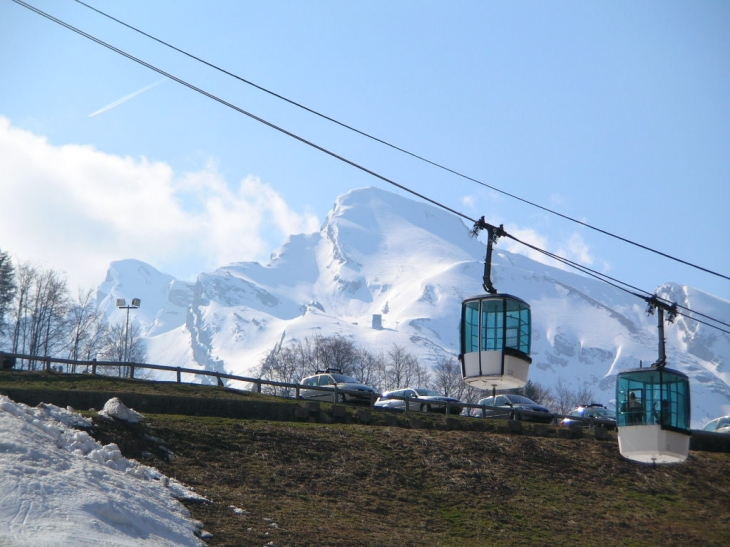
[0,249,15,336]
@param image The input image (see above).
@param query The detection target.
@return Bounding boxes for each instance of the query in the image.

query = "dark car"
[374,388,464,414]
[299,368,379,404]
[471,394,554,424]
[560,404,617,430]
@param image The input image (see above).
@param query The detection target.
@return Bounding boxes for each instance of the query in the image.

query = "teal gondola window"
[616,369,690,431]
[461,297,531,355]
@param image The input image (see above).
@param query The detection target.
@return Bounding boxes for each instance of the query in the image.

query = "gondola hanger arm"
[470,217,505,294]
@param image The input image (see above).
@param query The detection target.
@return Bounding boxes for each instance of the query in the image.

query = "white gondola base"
[462,351,530,390]
[617,424,690,464]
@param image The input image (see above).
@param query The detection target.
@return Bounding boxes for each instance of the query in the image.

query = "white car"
[374,388,464,414]
[299,369,378,404]
[703,415,730,434]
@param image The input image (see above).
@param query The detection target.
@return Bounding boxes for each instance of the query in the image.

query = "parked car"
[299,369,379,404]
[471,394,554,423]
[374,388,464,414]
[703,415,730,434]
[560,404,616,430]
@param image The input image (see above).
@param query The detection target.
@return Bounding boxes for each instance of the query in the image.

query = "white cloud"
[0,117,319,289]
[500,226,552,265]
[557,232,594,267]
[501,225,598,274]
[461,194,475,209]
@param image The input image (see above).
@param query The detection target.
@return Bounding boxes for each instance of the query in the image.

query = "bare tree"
[383,344,428,391]
[80,313,110,363]
[6,263,69,369]
[351,348,386,393]
[522,380,553,407]
[126,323,146,364]
[429,356,494,412]
[289,334,361,375]
[459,384,492,405]
[295,335,327,373]
[255,341,305,398]
[100,321,146,377]
[383,344,409,390]
[32,268,70,359]
[572,384,595,408]
[8,262,35,359]
[256,335,391,394]
[101,322,126,376]
[66,288,108,372]
[549,377,593,416]
[315,334,358,373]
[430,354,463,397]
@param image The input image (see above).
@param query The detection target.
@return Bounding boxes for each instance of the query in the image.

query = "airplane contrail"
[88,79,165,117]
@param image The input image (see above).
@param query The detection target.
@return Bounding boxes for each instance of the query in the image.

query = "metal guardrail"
[0,350,382,406]
[0,351,459,413]
[372,394,464,415]
[1,350,302,393]
[0,351,615,426]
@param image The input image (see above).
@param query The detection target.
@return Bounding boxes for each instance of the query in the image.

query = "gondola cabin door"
[460,294,532,390]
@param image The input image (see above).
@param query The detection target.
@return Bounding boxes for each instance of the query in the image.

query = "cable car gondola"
[616,297,691,464]
[459,219,532,391]
[461,293,532,390]
[616,366,691,464]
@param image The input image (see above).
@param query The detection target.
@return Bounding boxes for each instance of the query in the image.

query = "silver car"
[703,415,730,434]
[375,387,464,414]
[559,404,616,430]
[299,369,378,404]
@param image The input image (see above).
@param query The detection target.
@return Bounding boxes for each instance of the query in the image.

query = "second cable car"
[616,366,691,464]
[616,296,691,464]
[459,219,532,390]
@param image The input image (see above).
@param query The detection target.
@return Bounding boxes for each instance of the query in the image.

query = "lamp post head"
[116,298,141,309]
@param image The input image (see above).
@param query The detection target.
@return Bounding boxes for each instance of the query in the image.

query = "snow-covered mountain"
[96,187,730,428]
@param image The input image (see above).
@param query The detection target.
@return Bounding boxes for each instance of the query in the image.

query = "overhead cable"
[73,0,730,285]
[508,234,730,334]
[11,0,470,225]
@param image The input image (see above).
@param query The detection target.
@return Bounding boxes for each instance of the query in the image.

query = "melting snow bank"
[99,397,145,424]
[0,395,208,547]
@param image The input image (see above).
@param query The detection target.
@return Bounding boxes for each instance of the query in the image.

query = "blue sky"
[1,0,728,303]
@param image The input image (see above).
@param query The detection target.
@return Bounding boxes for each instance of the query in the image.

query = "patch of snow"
[99,397,144,424]
[0,395,208,546]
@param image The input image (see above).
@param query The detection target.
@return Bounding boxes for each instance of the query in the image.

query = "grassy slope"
[2,373,729,547]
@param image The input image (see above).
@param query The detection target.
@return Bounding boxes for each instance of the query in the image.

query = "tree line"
[254,333,595,414]
[0,249,146,373]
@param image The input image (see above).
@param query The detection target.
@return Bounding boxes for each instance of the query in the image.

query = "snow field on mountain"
[97,187,730,427]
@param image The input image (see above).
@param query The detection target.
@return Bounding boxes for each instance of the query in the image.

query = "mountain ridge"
[96,187,730,427]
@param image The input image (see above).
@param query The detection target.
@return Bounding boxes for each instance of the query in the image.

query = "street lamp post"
[116,298,141,363]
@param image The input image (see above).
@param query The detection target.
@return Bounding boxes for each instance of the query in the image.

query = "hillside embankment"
[2,371,730,547]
